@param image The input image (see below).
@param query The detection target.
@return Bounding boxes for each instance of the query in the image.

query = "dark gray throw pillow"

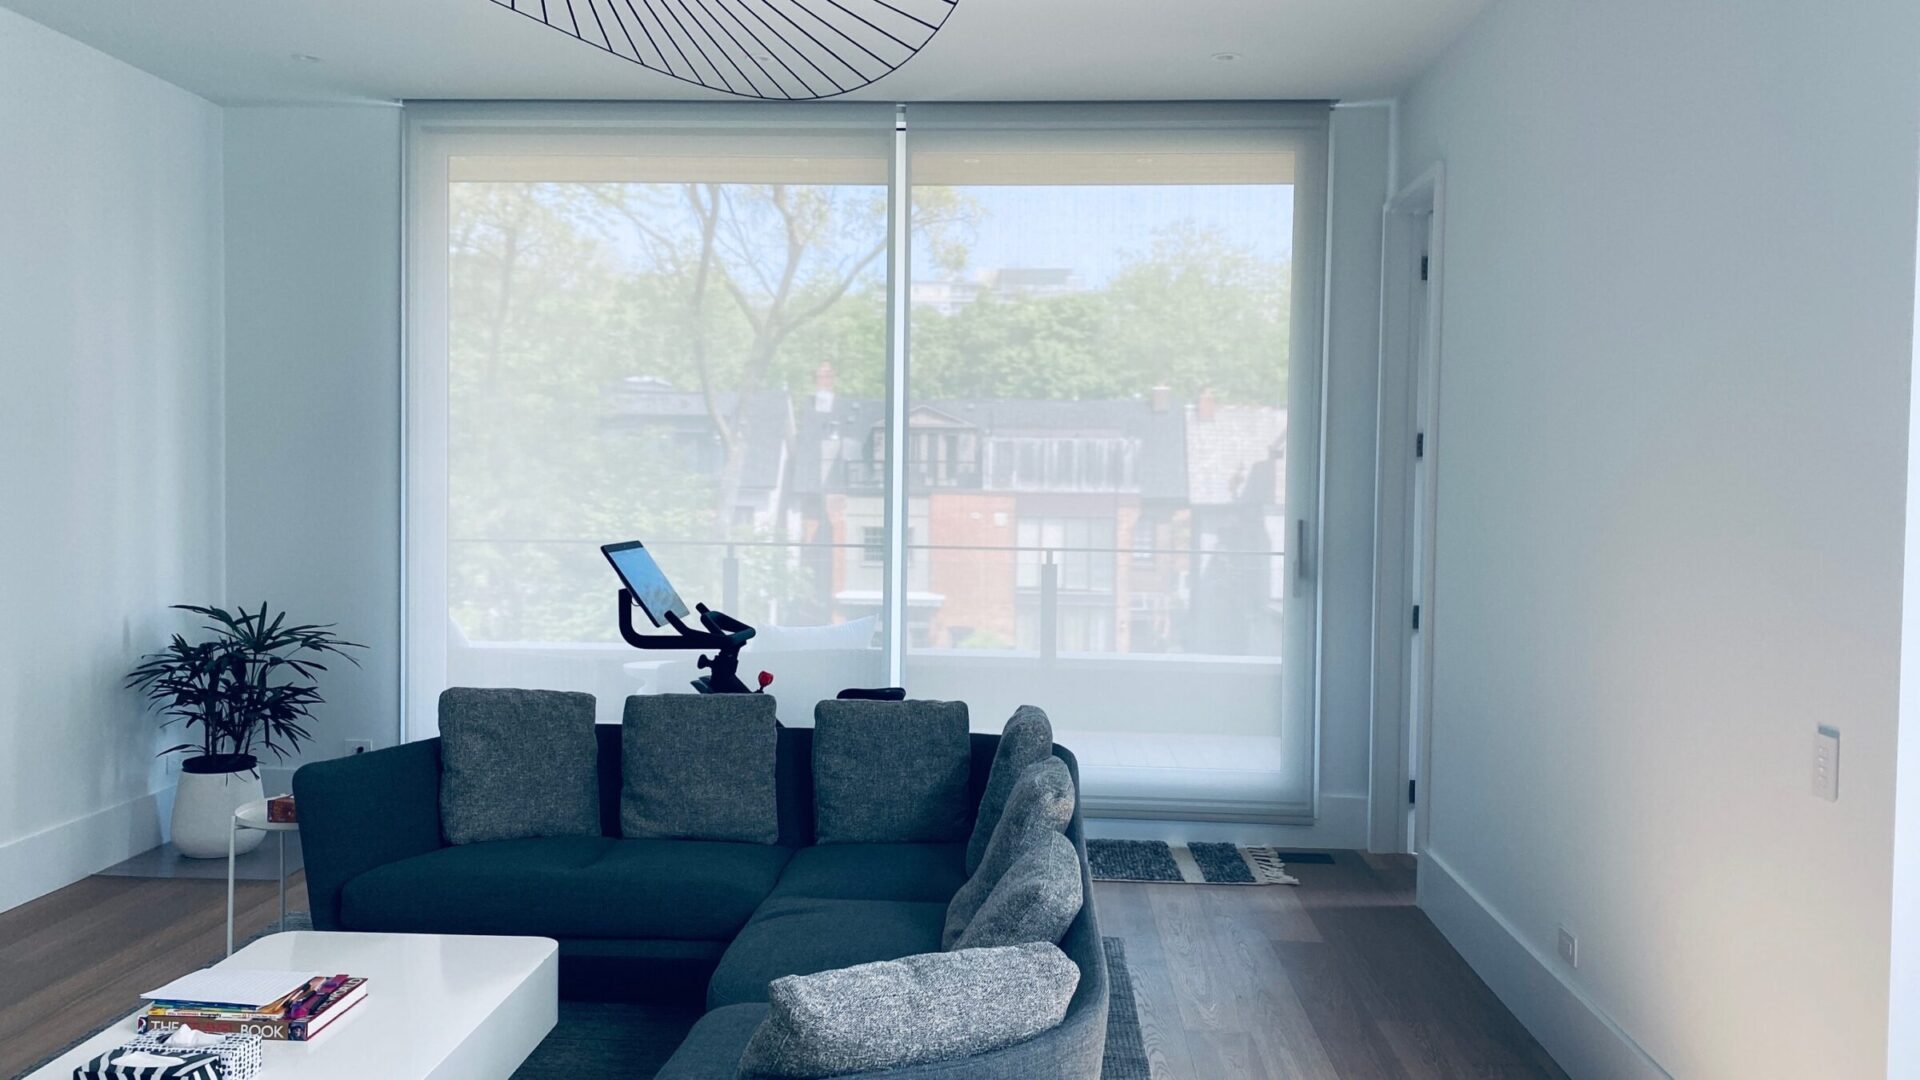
[437,687,600,846]
[812,698,971,844]
[965,705,1053,874]
[953,831,1084,950]
[737,943,1080,1079]
[620,693,779,844]
[943,756,1074,948]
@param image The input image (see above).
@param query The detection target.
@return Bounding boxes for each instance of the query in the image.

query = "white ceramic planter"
[172,763,266,858]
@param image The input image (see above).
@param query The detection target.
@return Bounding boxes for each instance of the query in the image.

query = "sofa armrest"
[292,739,446,930]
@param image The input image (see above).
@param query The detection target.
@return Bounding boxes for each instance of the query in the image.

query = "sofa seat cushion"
[770,843,968,903]
[654,1003,770,1080]
[339,836,792,941]
[707,897,946,1009]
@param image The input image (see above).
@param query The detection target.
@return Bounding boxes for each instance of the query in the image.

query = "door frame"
[1368,162,1446,855]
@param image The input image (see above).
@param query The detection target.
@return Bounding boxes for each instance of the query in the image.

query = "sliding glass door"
[898,107,1325,818]
[408,103,1325,819]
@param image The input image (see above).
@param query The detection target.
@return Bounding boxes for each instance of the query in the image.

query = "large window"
[899,107,1326,818]
[408,103,1326,819]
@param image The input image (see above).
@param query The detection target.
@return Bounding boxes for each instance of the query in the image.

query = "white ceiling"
[0,0,1487,105]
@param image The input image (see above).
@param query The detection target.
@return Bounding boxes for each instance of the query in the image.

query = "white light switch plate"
[1813,726,1840,802]
[1557,926,1578,968]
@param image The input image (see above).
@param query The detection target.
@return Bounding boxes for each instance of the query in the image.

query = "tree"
[583,182,976,526]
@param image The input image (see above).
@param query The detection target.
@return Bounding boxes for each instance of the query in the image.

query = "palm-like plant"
[127,604,364,771]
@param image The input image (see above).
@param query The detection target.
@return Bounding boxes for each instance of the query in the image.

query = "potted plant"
[128,604,363,858]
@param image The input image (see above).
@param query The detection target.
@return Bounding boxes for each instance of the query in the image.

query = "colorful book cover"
[141,977,368,1042]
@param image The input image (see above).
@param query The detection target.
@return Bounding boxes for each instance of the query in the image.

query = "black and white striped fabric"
[122,1030,262,1080]
[72,1046,222,1080]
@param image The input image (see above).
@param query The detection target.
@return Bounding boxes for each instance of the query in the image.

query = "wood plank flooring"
[0,853,1563,1079]
[1100,852,1568,1079]
[0,871,308,1077]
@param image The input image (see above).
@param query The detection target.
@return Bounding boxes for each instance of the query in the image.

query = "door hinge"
[1409,779,1417,805]
[1412,604,1421,631]
[1420,254,1430,281]
[1415,431,1425,459]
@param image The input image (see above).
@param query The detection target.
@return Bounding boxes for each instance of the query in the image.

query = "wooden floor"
[0,853,1562,1080]
[1101,852,1567,1079]
[0,870,310,1078]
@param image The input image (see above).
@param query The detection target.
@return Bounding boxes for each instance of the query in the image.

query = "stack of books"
[137,968,368,1042]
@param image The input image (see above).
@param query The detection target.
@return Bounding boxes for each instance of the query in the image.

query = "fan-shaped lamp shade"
[487,0,959,100]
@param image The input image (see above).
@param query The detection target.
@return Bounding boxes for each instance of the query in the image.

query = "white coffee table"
[25,932,557,1080]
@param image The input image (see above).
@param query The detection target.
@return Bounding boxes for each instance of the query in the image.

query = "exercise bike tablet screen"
[601,541,692,628]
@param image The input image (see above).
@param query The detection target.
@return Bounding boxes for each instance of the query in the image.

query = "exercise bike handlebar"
[618,589,756,652]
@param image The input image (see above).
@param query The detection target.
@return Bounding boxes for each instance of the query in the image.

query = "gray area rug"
[1088,839,1301,885]
[1099,937,1150,1080]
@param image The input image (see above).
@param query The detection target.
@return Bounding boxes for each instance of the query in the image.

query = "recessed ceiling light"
[1210,51,1242,62]
[292,53,323,63]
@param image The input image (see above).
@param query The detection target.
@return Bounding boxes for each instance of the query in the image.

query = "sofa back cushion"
[952,830,1084,950]
[812,699,971,844]
[965,705,1053,874]
[943,756,1075,947]
[438,687,600,845]
[621,694,781,844]
[737,943,1079,1079]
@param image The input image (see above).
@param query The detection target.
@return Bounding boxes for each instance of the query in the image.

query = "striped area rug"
[1087,839,1302,885]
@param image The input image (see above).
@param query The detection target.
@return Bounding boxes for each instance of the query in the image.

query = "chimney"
[814,361,836,414]
[1197,388,1217,423]
[1150,385,1173,413]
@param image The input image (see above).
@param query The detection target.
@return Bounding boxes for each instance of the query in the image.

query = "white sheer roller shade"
[406,103,1330,822]
[900,104,1327,819]
[407,105,896,732]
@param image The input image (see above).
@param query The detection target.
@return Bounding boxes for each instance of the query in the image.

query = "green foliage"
[442,179,1290,644]
[911,221,1289,403]
[126,604,364,764]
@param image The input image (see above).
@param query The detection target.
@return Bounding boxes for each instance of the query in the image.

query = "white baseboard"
[0,791,166,914]
[1419,849,1672,1080]
[1086,791,1370,848]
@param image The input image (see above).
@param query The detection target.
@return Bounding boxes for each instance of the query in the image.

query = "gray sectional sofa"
[293,722,1108,1078]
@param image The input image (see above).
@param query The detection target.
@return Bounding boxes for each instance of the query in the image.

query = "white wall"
[0,7,226,910]
[1892,164,1920,1080]
[1399,2,1920,1077]
[223,106,405,777]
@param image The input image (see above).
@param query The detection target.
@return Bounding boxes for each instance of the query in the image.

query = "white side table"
[227,798,299,956]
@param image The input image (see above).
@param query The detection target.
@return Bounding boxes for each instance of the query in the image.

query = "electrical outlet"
[1813,726,1840,802]
[345,740,372,756]
[1557,926,1578,969]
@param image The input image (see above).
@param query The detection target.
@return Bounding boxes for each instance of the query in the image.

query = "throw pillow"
[737,943,1080,1079]
[437,687,600,846]
[953,831,1084,950]
[965,705,1053,874]
[812,698,971,843]
[620,693,779,844]
[943,756,1074,948]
